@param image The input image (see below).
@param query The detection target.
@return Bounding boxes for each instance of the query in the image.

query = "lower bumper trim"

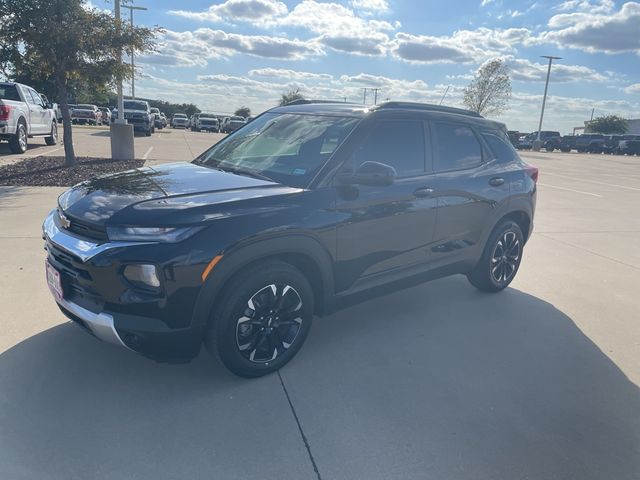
[58,298,132,351]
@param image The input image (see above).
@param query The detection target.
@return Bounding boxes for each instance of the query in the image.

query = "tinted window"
[351,121,426,177]
[483,133,519,163]
[0,84,21,101]
[433,123,482,171]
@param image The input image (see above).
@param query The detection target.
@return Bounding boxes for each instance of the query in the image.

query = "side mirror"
[339,161,397,187]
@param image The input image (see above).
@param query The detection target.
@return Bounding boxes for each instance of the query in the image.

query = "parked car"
[39,94,60,124]
[557,135,577,153]
[617,135,640,155]
[160,113,168,128]
[196,113,220,132]
[72,104,102,126]
[98,107,111,126]
[575,134,605,153]
[171,113,188,128]
[43,101,537,377]
[223,116,246,133]
[150,108,164,130]
[189,113,201,131]
[507,130,519,147]
[112,99,155,136]
[220,116,230,132]
[0,81,58,154]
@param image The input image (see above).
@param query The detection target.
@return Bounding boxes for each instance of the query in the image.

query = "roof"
[270,100,484,120]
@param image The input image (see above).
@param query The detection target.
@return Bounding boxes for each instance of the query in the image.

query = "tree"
[234,106,251,118]
[279,88,304,106]
[588,115,629,134]
[0,0,157,165]
[462,59,512,116]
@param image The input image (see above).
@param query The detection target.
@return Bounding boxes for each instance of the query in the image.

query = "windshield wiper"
[218,166,275,183]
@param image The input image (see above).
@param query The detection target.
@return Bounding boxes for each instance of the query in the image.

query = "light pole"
[121,4,147,99]
[533,55,561,151]
[110,1,135,160]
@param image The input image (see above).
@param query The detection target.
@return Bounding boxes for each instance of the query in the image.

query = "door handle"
[489,177,505,187]
[413,187,434,198]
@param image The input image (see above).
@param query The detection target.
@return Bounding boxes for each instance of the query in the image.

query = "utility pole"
[121,4,147,99]
[371,88,380,105]
[533,55,562,151]
[439,85,450,105]
[362,88,367,105]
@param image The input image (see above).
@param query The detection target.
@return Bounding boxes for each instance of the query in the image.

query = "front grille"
[66,217,108,242]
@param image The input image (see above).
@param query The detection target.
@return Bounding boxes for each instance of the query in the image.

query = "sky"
[92,0,640,134]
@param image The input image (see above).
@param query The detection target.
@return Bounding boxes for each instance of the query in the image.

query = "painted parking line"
[142,147,154,160]
[24,146,64,158]
[537,183,603,198]
[543,172,640,192]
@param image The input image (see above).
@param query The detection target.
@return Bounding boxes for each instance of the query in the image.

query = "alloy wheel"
[236,284,303,363]
[490,231,520,284]
[18,126,27,151]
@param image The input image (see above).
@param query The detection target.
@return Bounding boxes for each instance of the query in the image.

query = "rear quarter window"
[0,85,21,101]
[482,133,520,163]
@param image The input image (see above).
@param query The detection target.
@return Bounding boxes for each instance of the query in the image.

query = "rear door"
[334,117,438,291]
[25,87,47,134]
[431,122,510,263]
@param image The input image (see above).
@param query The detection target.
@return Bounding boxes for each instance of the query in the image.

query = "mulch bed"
[0,156,145,187]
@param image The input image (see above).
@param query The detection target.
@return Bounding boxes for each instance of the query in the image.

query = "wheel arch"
[191,234,335,330]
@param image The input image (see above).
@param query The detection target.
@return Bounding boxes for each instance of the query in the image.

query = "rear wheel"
[468,220,524,293]
[45,121,58,145]
[9,121,28,154]
[205,261,314,378]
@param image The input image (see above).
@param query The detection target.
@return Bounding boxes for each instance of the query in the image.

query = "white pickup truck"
[0,82,58,154]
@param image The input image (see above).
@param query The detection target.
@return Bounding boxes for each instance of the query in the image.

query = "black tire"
[205,261,314,378]
[145,128,151,137]
[9,121,28,154]
[467,220,524,293]
[45,122,58,145]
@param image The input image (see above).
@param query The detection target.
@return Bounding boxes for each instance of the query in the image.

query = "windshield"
[174,114,187,118]
[231,116,244,121]
[77,104,94,109]
[124,100,147,110]
[194,112,359,188]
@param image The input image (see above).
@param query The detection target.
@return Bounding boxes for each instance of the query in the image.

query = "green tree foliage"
[0,0,158,165]
[462,59,512,117]
[588,115,629,134]
[279,88,304,106]
[234,106,251,118]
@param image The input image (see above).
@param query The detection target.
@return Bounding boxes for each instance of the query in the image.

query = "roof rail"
[284,99,358,106]
[376,102,482,118]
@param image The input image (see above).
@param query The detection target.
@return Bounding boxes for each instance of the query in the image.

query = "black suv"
[43,102,537,377]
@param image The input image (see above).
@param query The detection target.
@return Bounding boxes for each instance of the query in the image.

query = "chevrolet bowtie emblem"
[58,211,71,229]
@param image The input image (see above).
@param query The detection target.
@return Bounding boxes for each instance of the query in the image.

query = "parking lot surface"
[1,149,639,479]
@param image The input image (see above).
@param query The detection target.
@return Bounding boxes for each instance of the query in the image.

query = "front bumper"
[42,210,205,362]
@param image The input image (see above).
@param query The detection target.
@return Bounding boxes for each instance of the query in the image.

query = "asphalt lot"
[0,145,639,479]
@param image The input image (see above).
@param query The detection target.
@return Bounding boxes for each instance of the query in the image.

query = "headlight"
[106,226,203,243]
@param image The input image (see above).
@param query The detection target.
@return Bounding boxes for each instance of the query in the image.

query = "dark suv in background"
[43,102,537,377]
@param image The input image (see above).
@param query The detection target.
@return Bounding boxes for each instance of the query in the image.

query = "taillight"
[0,105,12,121]
[526,165,539,183]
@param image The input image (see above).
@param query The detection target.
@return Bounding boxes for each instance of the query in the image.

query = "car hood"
[58,162,301,226]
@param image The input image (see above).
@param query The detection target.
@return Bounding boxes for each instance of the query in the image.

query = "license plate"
[46,261,64,302]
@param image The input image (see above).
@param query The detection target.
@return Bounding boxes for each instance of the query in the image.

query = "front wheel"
[467,221,524,293]
[45,122,58,145]
[205,261,314,378]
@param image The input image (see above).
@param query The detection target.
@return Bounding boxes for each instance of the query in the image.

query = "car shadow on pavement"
[280,275,640,480]
[0,275,639,479]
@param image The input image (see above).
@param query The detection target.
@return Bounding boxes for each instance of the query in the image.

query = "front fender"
[190,233,336,329]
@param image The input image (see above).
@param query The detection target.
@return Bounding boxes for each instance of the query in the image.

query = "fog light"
[123,264,160,288]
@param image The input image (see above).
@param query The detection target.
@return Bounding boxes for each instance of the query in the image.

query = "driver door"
[333,118,438,292]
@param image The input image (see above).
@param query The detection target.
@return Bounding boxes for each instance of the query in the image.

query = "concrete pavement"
[0,150,639,479]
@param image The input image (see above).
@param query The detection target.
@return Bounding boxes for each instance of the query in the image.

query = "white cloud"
[249,68,333,81]
[554,0,614,14]
[505,57,609,83]
[351,0,390,12]
[169,0,288,24]
[391,28,531,64]
[536,2,640,54]
[146,28,324,66]
[624,83,640,94]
